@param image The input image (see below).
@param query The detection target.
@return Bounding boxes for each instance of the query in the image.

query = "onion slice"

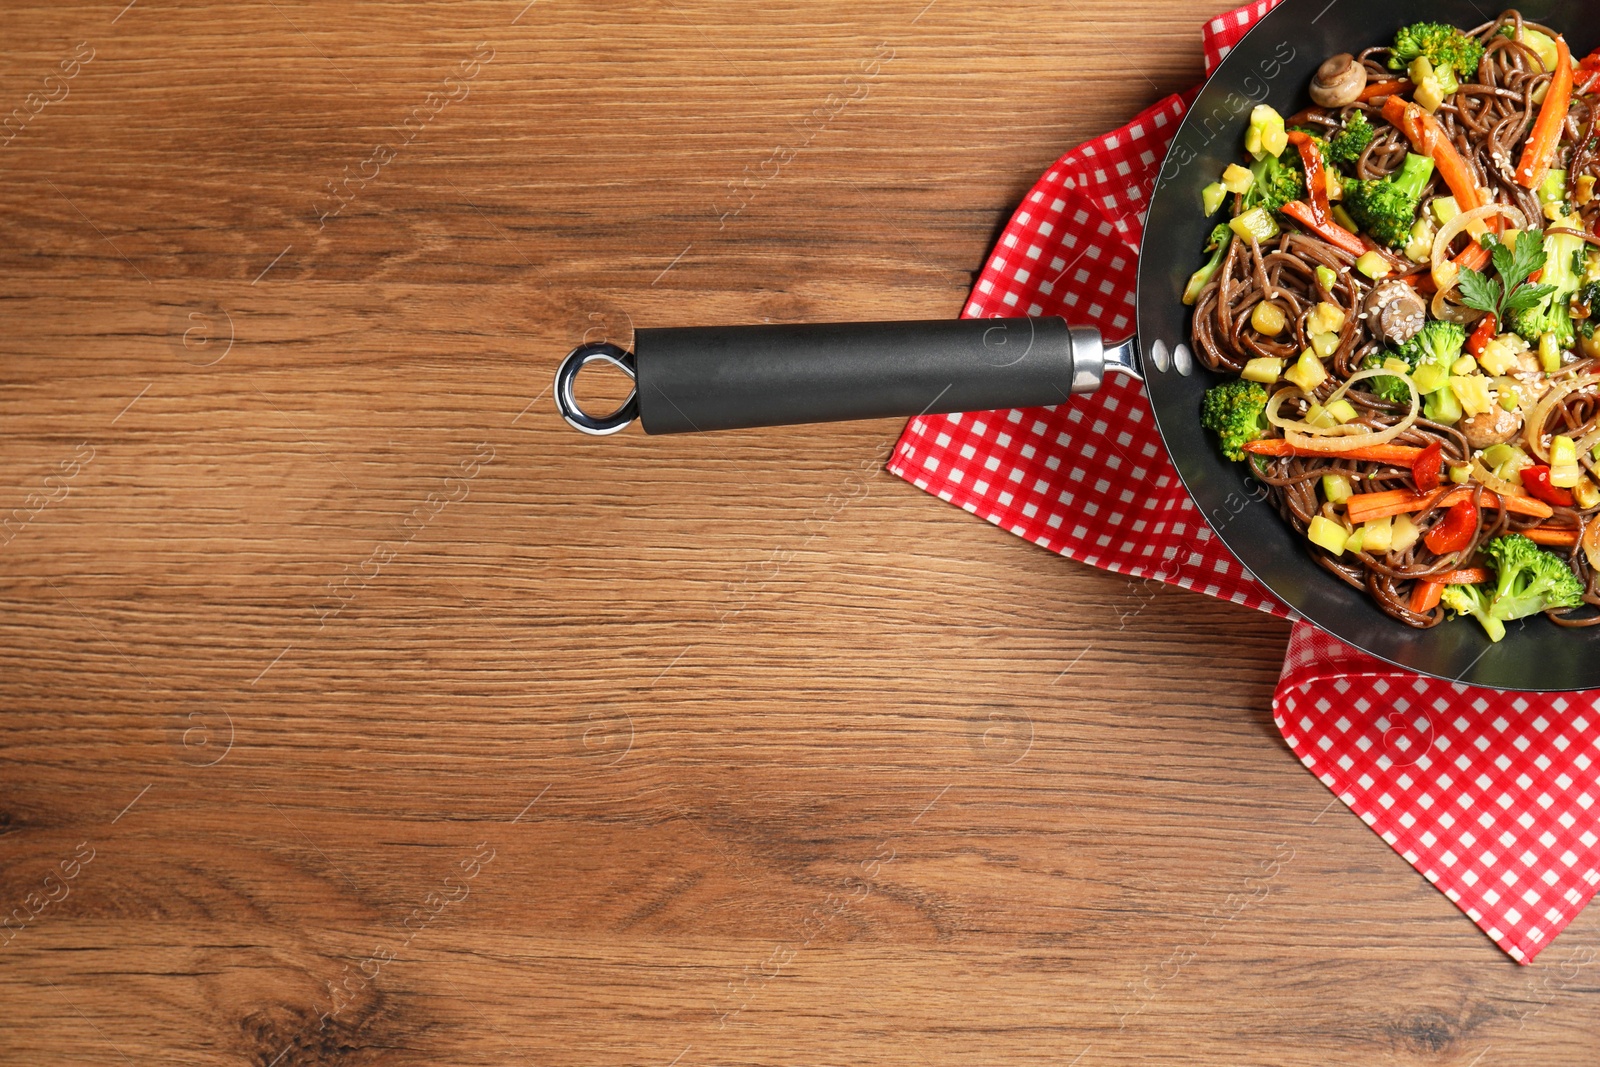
[1584,515,1600,573]
[1432,279,1481,324]
[1265,368,1421,452]
[1431,203,1528,270]
[1523,374,1600,462]
[1471,457,1525,499]
[1575,423,1600,462]
[1429,204,1529,324]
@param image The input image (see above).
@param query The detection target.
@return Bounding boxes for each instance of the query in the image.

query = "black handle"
[637,318,1096,434]
[554,318,1127,436]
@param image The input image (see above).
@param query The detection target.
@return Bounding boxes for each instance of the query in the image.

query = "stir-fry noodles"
[1192,12,1600,640]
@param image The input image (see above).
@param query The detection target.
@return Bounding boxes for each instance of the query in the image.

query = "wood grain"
[2,1,1598,1064]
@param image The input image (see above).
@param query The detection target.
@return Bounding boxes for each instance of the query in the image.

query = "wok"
[555,0,1599,692]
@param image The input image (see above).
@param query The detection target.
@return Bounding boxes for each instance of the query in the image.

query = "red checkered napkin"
[888,0,1600,962]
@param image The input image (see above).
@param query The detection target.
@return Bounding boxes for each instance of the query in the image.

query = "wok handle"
[554,318,1140,436]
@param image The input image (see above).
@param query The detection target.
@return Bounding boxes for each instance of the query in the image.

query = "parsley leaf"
[1467,233,1553,322]
[1502,282,1559,317]
[1504,232,1549,290]
[1486,234,1517,276]
[1457,267,1502,316]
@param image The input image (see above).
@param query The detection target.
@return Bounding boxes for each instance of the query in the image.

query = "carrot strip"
[1428,218,1496,289]
[1381,96,1487,213]
[1345,485,1555,525]
[1404,568,1492,617]
[1359,79,1412,102]
[1478,491,1555,520]
[1280,200,1367,256]
[1346,489,1443,523]
[1453,241,1492,272]
[1515,35,1574,190]
[1436,567,1491,585]
[1241,439,1422,465]
[1524,526,1581,547]
[1410,580,1446,613]
[1400,269,1438,294]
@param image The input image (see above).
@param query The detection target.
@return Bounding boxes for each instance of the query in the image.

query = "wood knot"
[239,998,387,1067]
[1393,1010,1456,1054]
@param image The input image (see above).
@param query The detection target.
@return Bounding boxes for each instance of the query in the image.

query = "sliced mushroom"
[1461,406,1523,449]
[1362,280,1428,345]
[1310,54,1368,109]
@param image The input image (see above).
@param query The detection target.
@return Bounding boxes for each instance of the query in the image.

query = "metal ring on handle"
[554,342,639,436]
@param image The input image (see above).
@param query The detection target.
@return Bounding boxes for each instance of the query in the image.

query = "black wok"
[555,0,1600,692]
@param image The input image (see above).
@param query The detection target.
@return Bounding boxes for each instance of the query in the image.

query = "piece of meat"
[1510,348,1552,403]
[1461,405,1523,449]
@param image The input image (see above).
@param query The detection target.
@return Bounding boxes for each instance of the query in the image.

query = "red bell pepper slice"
[1522,465,1576,508]
[1412,440,1444,493]
[1423,499,1479,555]
[1286,130,1330,227]
[1577,50,1600,94]
[1466,314,1497,358]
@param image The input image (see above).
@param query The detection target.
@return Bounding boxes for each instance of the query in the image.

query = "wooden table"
[3,1,1597,1063]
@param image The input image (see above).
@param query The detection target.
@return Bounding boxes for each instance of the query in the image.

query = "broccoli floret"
[1441,583,1508,642]
[1345,153,1436,249]
[1482,533,1586,622]
[1243,149,1305,220]
[1290,119,1370,174]
[1447,534,1585,639]
[1201,380,1269,462]
[1510,228,1587,349]
[1359,351,1417,404]
[1389,21,1486,87]
[1400,319,1468,369]
[1325,113,1375,171]
[1183,224,1236,306]
[1360,321,1465,403]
